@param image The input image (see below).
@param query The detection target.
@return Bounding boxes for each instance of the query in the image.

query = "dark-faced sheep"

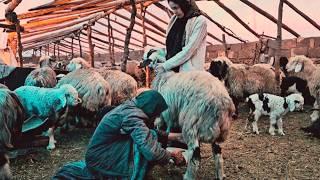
[141,48,235,180]
[208,57,285,115]
[285,56,320,122]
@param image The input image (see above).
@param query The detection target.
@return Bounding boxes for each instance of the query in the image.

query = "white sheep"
[66,57,90,72]
[65,59,138,106]
[14,84,81,150]
[24,67,57,88]
[39,55,56,69]
[208,57,285,115]
[96,69,138,105]
[246,93,304,136]
[285,55,320,122]
[141,48,235,180]
[56,69,112,127]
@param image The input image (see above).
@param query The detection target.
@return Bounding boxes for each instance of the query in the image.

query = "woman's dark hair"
[168,0,191,14]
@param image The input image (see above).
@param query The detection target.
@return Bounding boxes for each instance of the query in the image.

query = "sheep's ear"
[294,62,303,72]
[54,95,67,112]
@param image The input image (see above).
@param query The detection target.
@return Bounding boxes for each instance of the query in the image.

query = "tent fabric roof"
[1,0,319,56]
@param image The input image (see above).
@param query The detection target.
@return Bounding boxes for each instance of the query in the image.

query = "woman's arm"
[162,16,207,71]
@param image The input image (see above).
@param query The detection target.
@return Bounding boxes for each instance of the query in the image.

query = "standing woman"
[156,0,207,73]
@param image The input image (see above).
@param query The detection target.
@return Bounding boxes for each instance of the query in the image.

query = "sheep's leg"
[212,143,225,180]
[252,112,261,134]
[183,140,200,180]
[268,116,277,136]
[47,127,56,150]
[277,118,285,136]
[310,101,319,122]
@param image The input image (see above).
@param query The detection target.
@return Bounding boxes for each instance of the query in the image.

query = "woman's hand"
[155,64,165,75]
[168,133,184,143]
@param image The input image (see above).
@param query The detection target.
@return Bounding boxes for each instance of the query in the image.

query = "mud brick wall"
[205,36,320,65]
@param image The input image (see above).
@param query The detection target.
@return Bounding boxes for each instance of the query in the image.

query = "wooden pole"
[141,4,150,88]
[239,0,300,37]
[275,0,284,82]
[214,0,260,38]
[122,0,137,72]
[87,26,94,67]
[78,34,83,58]
[107,15,115,65]
[283,0,320,31]
[222,34,228,57]
[71,37,74,59]
[15,19,23,67]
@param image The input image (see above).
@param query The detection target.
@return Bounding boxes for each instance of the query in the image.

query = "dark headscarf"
[134,90,168,119]
[166,0,202,72]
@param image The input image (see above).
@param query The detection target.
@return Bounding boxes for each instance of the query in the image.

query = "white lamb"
[66,57,90,72]
[14,84,82,150]
[246,93,304,136]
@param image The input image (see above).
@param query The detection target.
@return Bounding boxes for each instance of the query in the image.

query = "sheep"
[141,48,235,180]
[208,57,285,115]
[39,55,56,68]
[65,58,138,106]
[0,88,26,179]
[14,84,81,150]
[96,69,137,105]
[24,67,57,88]
[284,55,320,123]
[280,76,315,106]
[56,69,112,127]
[65,57,90,72]
[126,60,145,87]
[246,93,304,136]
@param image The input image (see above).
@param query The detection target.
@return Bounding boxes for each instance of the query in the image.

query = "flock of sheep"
[0,48,319,179]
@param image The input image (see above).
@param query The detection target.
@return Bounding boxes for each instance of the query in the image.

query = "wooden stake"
[87,26,94,67]
[275,0,284,82]
[141,4,150,88]
[107,15,114,65]
[222,34,228,57]
[15,19,23,67]
[122,0,136,72]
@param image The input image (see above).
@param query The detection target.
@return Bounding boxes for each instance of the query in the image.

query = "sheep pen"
[8,104,320,179]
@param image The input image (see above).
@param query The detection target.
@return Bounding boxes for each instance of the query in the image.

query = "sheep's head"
[208,57,231,80]
[139,47,166,69]
[60,84,82,107]
[39,56,56,68]
[66,57,90,72]
[287,93,304,112]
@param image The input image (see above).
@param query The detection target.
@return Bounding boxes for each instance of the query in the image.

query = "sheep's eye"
[294,100,299,104]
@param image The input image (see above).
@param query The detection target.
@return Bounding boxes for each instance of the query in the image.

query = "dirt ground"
[10,104,320,180]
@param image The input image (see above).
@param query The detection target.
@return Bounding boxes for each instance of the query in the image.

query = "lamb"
[0,87,26,179]
[14,84,81,150]
[208,57,285,115]
[24,67,57,88]
[65,57,90,72]
[96,69,137,105]
[141,48,235,180]
[284,55,320,123]
[56,69,112,127]
[246,93,304,135]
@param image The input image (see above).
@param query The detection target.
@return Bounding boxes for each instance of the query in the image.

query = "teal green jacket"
[85,100,171,178]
